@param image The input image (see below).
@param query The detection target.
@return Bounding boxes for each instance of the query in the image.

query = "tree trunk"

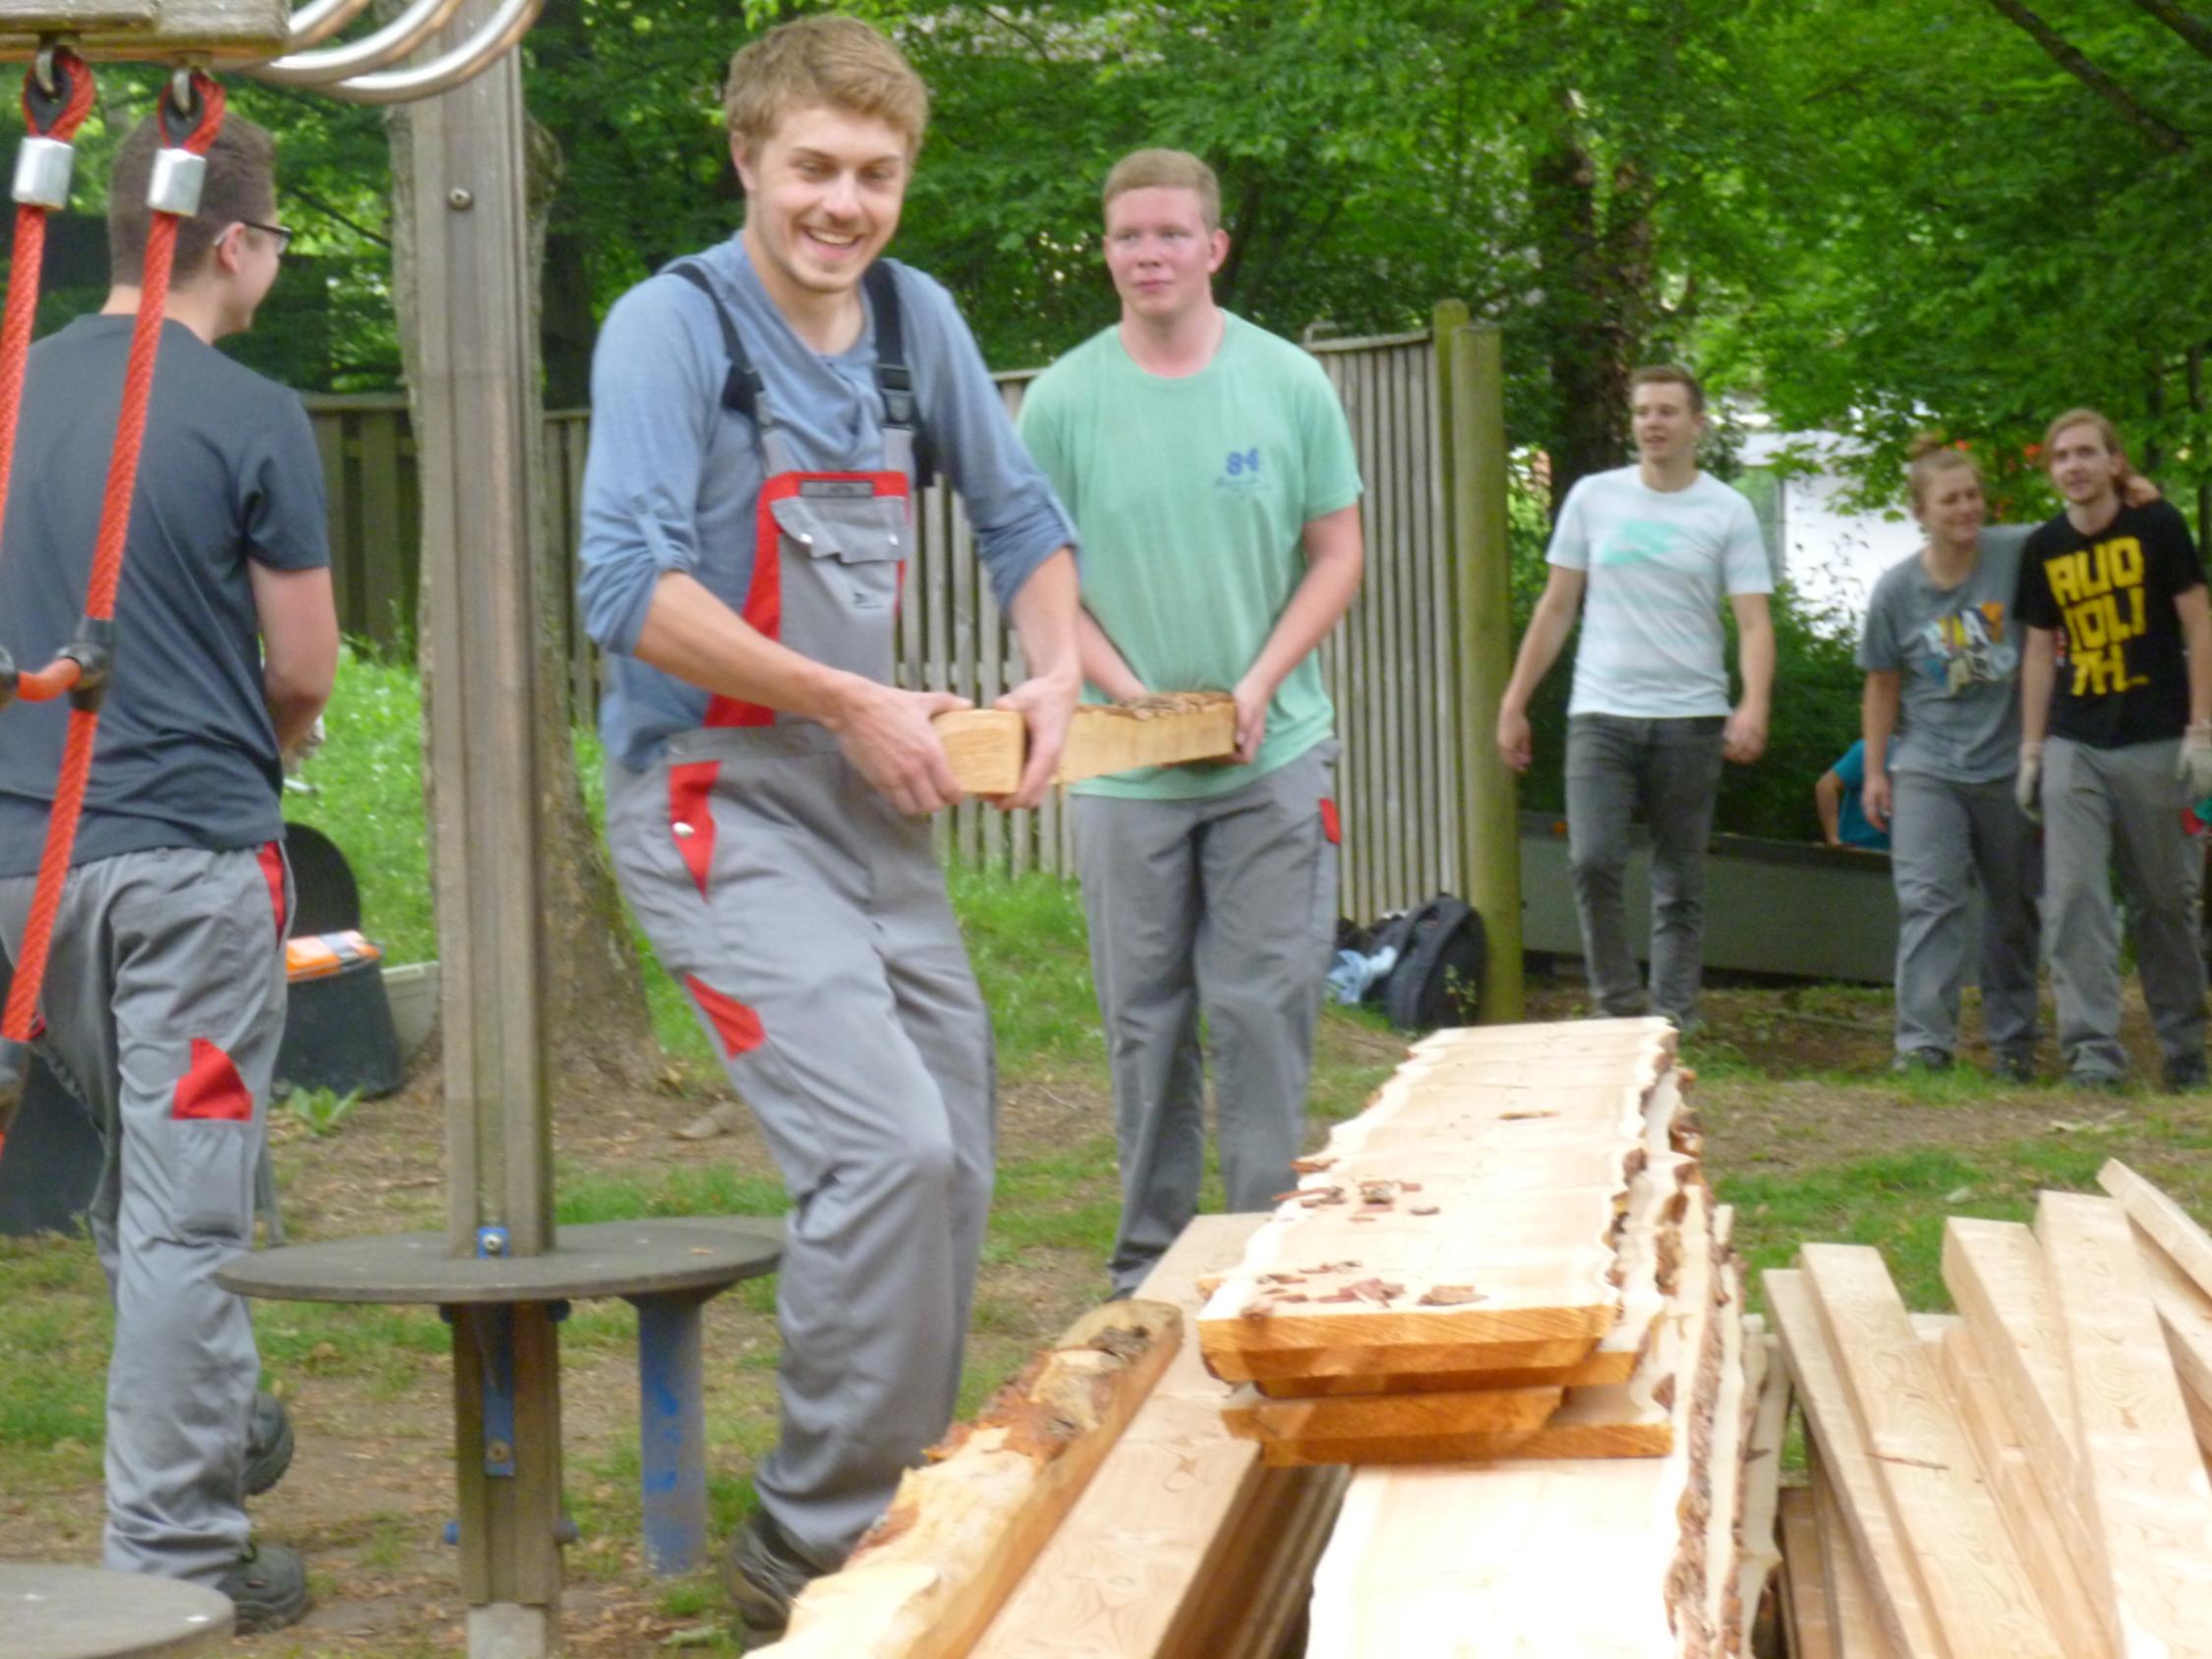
[387,99,658,1097]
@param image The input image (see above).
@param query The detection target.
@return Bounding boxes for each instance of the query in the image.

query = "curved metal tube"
[284,0,382,52]
[316,0,545,106]
[244,0,471,87]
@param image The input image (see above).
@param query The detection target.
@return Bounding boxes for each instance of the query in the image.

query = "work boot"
[723,1508,822,1642]
[1891,1047,1951,1074]
[215,1541,310,1634]
[1989,1051,2036,1086]
[243,1391,294,1499]
[2164,1053,2210,1094]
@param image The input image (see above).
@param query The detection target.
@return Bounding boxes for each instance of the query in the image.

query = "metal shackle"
[12,135,72,209]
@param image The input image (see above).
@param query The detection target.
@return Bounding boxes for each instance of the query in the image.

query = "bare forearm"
[1076,608,1146,701]
[2020,630,2057,745]
[1008,548,1082,690]
[1243,546,1363,703]
[633,571,854,725]
[1862,674,1899,769]
[2183,599,2212,727]
[265,681,328,755]
[1736,612,1776,717]
[1815,778,1842,844]
[1501,601,1576,715]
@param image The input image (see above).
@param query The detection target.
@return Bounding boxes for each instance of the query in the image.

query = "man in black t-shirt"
[0,114,332,1630]
[2015,407,2212,1089]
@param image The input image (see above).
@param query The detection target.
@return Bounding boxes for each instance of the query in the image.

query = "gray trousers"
[606,726,994,1567]
[0,844,287,1587]
[2042,735,2207,1079]
[1888,772,2040,1059]
[1564,714,1726,1025]
[1072,742,1338,1296]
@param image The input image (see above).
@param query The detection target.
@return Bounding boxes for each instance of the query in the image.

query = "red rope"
[2,71,226,1044]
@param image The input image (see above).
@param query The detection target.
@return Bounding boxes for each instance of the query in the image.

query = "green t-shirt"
[1019,313,1364,798]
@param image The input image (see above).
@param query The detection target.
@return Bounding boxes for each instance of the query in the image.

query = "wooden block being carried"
[935,692,1237,794]
[758,1299,1181,1659]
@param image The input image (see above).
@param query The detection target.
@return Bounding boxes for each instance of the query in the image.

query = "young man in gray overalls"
[0,114,333,1630]
[576,18,1079,1639]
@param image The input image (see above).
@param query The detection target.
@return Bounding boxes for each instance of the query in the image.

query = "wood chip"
[1418,1285,1485,1306]
[1410,1205,1440,1217]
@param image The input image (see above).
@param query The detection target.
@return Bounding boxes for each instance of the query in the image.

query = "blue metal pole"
[630,1291,708,1575]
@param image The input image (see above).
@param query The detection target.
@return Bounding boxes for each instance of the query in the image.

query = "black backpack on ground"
[1371,895,1486,1032]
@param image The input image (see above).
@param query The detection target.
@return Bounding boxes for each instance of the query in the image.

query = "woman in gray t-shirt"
[1856,444,2042,1078]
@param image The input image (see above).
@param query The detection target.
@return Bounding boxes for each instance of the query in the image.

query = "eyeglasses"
[239,219,293,254]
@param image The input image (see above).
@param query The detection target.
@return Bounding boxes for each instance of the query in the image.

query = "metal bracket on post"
[627,1288,712,1576]
[472,1304,517,1478]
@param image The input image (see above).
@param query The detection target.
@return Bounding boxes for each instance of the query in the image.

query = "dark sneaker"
[723,1509,822,1640]
[1892,1047,1951,1074]
[2164,1055,2210,1094]
[244,1391,294,1499]
[216,1541,309,1634]
[1990,1052,2036,1085]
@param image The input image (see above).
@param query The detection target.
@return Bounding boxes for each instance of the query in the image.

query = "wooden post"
[407,2,563,1649]
[1435,302,1524,1021]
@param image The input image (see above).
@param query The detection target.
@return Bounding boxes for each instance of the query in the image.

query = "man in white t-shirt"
[1495,366,1775,1027]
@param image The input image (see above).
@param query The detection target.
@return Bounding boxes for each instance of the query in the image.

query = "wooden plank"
[1303,1179,1729,1656]
[1807,1442,1897,1659]
[0,0,288,57]
[2035,1190,2212,1656]
[1799,1241,2062,1656]
[1940,1217,2079,1505]
[2100,1157,2212,1301]
[1936,1323,2116,1658]
[1178,1463,1346,1659]
[2125,1219,2212,1457]
[1776,1486,1835,1659]
[936,695,1238,795]
[1736,1328,1791,1659]
[763,1301,1182,1659]
[973,1215,1334,1659]
[1765,1269,1941,1657]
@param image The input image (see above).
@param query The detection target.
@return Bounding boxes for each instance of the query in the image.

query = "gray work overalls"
[604,294,995,1570]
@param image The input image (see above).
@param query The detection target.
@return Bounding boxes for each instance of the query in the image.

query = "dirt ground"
[2,973,2203,1654]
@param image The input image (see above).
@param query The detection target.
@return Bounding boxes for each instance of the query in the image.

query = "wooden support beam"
[1797,1241,2063,1656]
[1736,1328,1790,1659]
[0,0,289,58]
[934,693,1236,794]
[1940,1218,2079,1506]
[2035,1190,2212,1655]
[762,1301,1182,1659]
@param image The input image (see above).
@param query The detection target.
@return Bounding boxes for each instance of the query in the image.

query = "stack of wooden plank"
[1768,1157,2212,1659]
[1196,1018,1728,1470]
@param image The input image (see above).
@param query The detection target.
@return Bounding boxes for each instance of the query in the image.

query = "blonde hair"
[724,16,928,159]
[2042,406,2125,465]
[1102,148,1221,231]
[1905,435,1983,512]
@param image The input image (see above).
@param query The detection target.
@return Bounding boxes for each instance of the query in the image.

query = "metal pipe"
[316,0,543,106]
[243,0,469,87]
[283,0,381,52]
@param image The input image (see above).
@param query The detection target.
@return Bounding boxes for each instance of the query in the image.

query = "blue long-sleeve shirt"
[578,234,1076,772]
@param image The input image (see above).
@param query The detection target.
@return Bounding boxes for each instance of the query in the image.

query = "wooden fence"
[304,326,1479,922]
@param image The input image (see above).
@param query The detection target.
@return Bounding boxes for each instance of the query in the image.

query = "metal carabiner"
[31,45,55,102]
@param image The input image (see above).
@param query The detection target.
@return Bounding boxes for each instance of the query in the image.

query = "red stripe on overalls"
[173,1037,252,1121]
[669,762,720,897]
[703,469,911,727]
[1319,798,1342,845]
[685,975,765,1057]
[258,842,287,940]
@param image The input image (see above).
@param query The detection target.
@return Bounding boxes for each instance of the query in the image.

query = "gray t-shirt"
[0,316,328,878]
[1856,525,2032,783]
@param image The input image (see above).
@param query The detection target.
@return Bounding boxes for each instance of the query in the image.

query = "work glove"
[2181,723,2212,804]
[2014,741,2044,825]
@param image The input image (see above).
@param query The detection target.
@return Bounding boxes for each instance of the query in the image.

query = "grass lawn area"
[5,648,2211,1651]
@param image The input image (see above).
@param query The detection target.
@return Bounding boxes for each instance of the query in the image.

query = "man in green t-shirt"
[1019,148,1366,1295]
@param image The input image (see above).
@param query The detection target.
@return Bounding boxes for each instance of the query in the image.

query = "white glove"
[2181,724,2212,804]
[2014,741,2044,825]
